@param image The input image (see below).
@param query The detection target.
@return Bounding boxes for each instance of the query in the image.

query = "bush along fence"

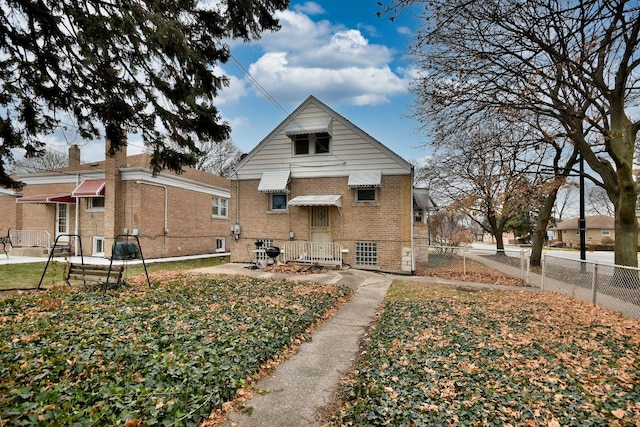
[541,254,640,319]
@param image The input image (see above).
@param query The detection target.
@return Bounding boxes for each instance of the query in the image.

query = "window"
[271,193,288,211]
[315,132,330,153]
[216,237,226,252]
[212,197,228,218]
[294,134,309,155]
[355,242,378,267]
[293,132,331,156]
[414,208,423,223]
[93,236,105,256]
[601,229,611,236]
[87,197,105,211]
[356,188,377,202]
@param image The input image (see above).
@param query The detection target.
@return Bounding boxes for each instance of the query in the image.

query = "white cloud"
[214,71,248,106]
[248,53,407,106]
[293,1,325,15]
[239,9,408,106]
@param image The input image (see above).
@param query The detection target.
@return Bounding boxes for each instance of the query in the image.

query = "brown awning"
[16,193,76,204]
[72,179,105,197]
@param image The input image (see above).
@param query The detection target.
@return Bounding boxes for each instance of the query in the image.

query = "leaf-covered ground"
[331,281,640,426]
[0,272,352,426]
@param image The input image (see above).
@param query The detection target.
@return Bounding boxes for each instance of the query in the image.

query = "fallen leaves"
[331,281,640,426]
[0,273,352,426]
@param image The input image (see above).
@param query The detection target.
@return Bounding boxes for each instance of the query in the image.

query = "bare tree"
[426,122,543,253]
[385,0,640,266]
[7,149,68,174]
[194,139,242,178]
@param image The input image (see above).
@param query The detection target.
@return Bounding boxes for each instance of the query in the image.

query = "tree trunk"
[609,107,639,267]
[531,190,557,267]
[494,227,506,255]
[614,169,638,267]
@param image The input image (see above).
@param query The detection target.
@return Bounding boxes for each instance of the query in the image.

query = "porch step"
[9,247,49,257]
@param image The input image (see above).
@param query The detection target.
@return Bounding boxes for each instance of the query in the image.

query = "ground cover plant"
[332,281,640,426]
[0,272,352,426]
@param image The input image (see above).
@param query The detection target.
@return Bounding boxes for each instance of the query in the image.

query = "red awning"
[16,193,76,204]
[72,179,105,197]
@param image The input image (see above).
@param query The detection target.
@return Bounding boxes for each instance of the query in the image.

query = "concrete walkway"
[192,264,392,427]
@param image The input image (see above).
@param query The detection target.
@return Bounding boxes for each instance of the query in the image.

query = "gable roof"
[234,95,412,179]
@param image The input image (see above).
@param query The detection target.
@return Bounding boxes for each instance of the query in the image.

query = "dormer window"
[292,132,331,156]
[285,117,333,156]
[294,134,310,155]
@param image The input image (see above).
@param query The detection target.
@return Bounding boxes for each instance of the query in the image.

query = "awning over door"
[348,170,381,188]
[288,195,342,207]
[72,179,105,197]
[285,117,332,136]
[258,170,290,193]
[16,193,76,204]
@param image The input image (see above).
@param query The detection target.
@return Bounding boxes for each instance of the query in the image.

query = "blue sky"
[43,1,429,165]
[216,1,427,162]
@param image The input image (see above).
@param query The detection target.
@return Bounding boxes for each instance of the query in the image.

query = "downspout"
[74,174,79,256]
[410,167,415,273]
[135,181,168,244]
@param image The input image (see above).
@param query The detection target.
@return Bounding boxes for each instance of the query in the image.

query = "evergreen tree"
[0,0,289,188]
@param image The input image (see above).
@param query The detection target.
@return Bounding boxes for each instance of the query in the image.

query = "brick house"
[228,95,415,273]
[3,145,231,259]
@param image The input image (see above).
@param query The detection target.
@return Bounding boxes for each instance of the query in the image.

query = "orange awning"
[72,179,105,197]
[16,193,76,204]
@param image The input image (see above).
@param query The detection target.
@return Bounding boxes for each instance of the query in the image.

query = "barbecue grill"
[264,246,281,264]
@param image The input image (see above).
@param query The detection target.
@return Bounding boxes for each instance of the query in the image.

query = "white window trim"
[216,237,226,252]
[212,197,229,218]
[93,236,105,256]
[292,132,331,156]
[601,229,611,236]
[87,197,105,212]
[355,187,378,203]
[270,193,288,211]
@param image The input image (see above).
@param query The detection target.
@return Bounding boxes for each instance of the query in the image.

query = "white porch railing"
[10,230,51,249]
[281,241,345,267]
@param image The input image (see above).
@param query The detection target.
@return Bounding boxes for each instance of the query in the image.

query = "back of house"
[229,95,414,273]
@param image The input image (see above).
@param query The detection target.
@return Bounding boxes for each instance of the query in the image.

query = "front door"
[55,203,70,244]
[310,206,331,242]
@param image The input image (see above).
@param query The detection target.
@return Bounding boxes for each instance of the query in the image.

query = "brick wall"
[119,181,230,259]
[229,174,413,273]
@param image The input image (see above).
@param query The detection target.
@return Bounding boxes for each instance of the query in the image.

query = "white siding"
[236,99,412,180]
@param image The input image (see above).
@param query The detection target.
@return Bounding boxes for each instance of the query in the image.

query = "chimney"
[68,145,81,167]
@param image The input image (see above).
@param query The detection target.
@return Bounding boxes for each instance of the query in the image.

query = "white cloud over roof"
[231,6,410,107]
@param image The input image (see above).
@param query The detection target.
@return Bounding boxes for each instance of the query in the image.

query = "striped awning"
[72,179,105,197]
[285,117,332,136]
[348,171,381,188]
[288,195,342,207]
[258,170,290,193]
[16,193,76,204]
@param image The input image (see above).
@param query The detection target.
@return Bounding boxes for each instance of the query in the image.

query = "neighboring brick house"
[6,145,231,259]
[228,95,415,273]
[549,215,618,246]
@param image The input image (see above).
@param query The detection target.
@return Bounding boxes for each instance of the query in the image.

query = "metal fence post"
[541,254,546,290]
[463,248,467,275]
[592,263,598,304]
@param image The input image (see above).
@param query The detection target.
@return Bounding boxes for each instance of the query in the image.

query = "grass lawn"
[0,257,227,291]
[0,272,352,426]
[331,281,640,426]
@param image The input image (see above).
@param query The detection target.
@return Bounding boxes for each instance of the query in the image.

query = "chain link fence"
[541,255,640,319]
[414,244,530,285]
[413,245,640,319]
